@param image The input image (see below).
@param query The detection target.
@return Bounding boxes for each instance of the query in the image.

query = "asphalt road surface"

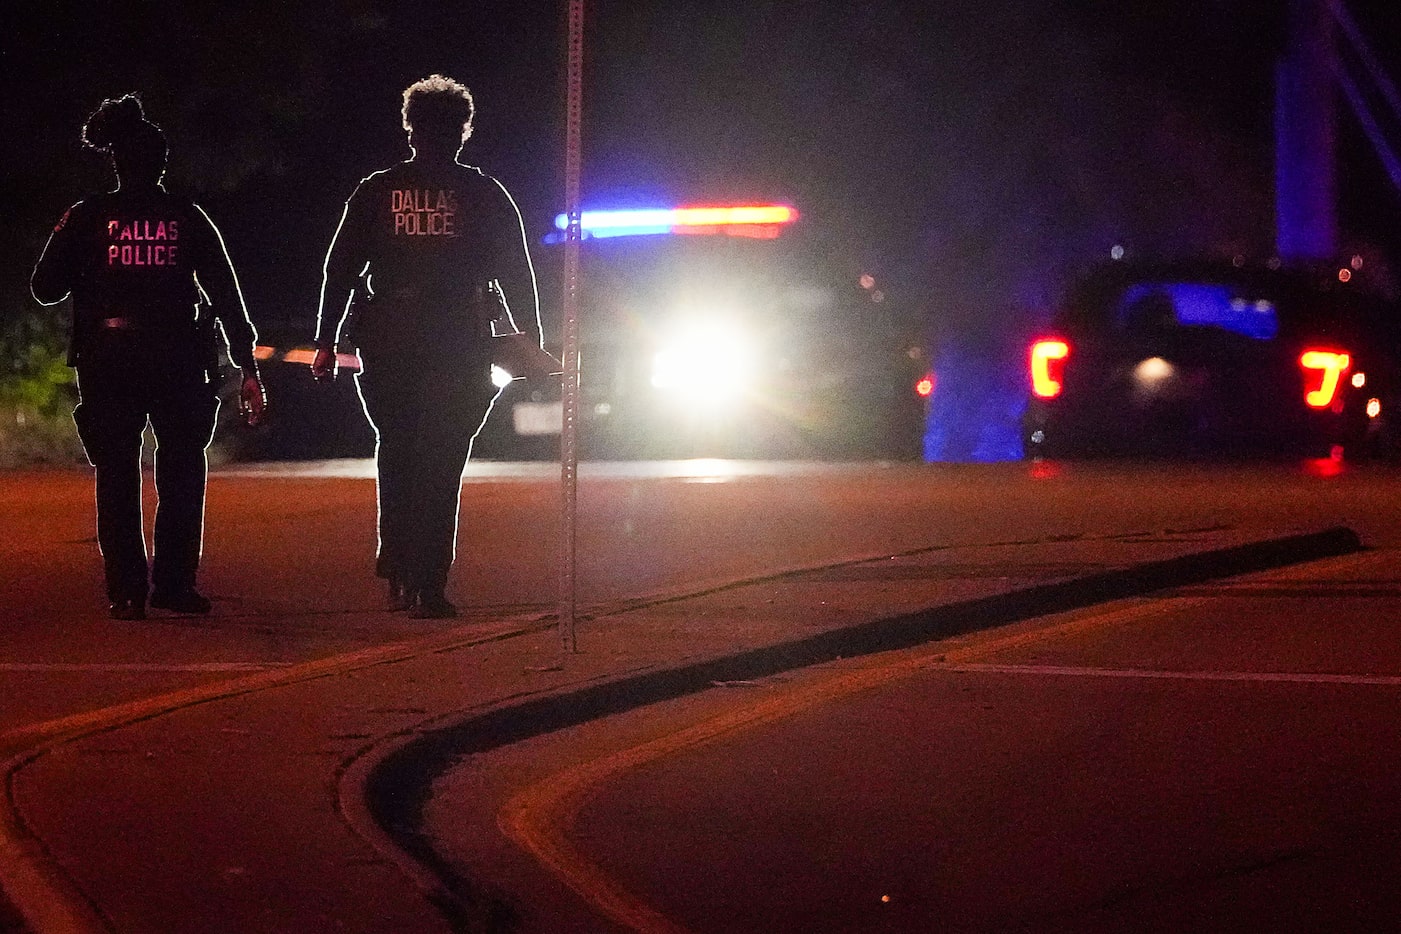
[1,456,1387,732]
[3,457,1400,932]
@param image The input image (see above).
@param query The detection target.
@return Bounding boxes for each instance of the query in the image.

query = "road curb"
[361,524,1363,918]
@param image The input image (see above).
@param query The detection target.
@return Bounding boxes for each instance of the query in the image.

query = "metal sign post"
[559,0,584,653]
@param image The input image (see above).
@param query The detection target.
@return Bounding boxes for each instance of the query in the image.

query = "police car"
[1021,259,1392,460]
[470,203,926,460]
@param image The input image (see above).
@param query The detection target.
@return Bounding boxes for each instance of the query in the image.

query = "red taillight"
[1030,339,1070,399]
[915,373,935,398]
[1300,349,1351,409]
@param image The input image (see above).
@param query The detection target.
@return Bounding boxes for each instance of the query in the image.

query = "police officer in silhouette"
[31,94,266,620]
[312,74,541,618]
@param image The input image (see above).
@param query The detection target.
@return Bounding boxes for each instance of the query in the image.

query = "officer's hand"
[311,347,337,382]
[496,333,563,382]
[238,371,267,426]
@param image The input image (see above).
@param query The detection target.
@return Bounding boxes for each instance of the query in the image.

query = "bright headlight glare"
[650,323,755,401]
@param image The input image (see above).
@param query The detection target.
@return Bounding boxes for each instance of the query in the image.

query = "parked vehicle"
[472,204,926,460]
[1022,259,1395,460]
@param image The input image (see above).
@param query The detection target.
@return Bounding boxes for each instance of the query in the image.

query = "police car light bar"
[548,204,799,241]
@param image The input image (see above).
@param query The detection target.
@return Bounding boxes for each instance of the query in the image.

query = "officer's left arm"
[190,205,258,369]
[190,205,265,424]
[487,176,543,347]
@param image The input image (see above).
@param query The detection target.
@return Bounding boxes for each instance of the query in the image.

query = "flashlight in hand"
[238,372,267,426]
[311,346,337,382]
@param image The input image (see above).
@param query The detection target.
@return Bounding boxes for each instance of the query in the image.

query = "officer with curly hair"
[312,74,541,618]
[31,94,266,620]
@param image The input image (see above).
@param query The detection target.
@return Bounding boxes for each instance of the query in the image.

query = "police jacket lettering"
[315,160,539,352]
[31,188,257,370]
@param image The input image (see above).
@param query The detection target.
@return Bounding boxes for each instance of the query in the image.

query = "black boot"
[409,590,458,619]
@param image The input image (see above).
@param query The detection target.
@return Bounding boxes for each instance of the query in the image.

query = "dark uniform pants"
[355,348,495,595]
[73,337,220,603]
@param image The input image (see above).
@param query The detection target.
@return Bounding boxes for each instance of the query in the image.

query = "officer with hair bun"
[32,94,266,620]
[313,74,542,619]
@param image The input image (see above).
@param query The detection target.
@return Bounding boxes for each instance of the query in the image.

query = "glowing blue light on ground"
[922,349,1026,463]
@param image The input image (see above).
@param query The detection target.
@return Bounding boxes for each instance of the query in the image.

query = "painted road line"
[0,618,543,934]
[0,662,294,673]
[0,620,540,752]
[930,662,1401,686]
[497,594,1208,934]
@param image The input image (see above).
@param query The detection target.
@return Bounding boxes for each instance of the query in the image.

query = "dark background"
[4,0,1400,459]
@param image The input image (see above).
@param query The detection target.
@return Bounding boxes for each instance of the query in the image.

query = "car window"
[1115,281,1279,340]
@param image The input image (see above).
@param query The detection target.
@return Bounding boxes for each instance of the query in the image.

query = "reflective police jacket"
[31,185,258,371]
[314,158,539,356]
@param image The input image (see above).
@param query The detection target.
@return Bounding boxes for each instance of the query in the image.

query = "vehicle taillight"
[1299,349,1351,409]
[915,373,935,398]
[1030,339,1070,399]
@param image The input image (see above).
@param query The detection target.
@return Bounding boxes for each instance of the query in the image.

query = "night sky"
[5,1,1401,344]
